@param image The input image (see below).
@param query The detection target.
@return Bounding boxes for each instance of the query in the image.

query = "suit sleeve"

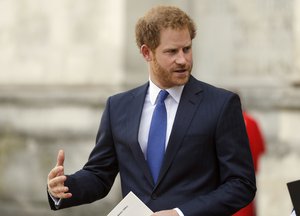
[49,97,119,210]
[178,93,256,215]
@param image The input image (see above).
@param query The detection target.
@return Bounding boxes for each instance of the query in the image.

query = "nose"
[175,50,187,65]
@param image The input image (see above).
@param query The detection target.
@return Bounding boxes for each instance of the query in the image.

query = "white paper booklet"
[107,191,153,216]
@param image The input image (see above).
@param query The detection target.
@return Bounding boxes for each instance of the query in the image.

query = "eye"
[183,46,191,53]
[166,49,177,54]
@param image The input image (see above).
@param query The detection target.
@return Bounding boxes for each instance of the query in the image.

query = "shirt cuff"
[174,208,184,216]
[291,210,296,216]
[49,192,62,206]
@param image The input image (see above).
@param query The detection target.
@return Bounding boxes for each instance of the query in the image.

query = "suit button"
[151,193,157,200]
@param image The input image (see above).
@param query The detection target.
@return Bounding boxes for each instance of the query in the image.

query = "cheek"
[158,58,174,70]
[188,53,193,63]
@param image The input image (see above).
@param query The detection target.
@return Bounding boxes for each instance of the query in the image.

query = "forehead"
[158,27,192,48]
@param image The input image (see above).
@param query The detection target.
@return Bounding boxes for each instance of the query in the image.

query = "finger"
[47,176,69,198]
[51,185,69,194]
[48,175,67,188]
[59,192,72,199]
[48,166,64,181]
[55,192,72,199]
[56,149,65,167]
[48,186,72,199]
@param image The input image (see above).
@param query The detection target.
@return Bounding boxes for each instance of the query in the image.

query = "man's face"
[149,27,193,89]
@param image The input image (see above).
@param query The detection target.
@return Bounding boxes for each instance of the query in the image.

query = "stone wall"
[0,1,300,216]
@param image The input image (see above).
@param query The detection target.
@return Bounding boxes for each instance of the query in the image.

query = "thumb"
[56,149,65,167]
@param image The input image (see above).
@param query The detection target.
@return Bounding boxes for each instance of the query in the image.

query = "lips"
[174,68,188,73]
[173,69,189,79]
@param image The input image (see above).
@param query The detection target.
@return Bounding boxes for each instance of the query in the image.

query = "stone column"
[0,1,126,215]
[0,0,126,86]
[293,0,300,85]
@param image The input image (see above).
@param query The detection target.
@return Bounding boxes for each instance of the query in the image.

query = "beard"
[151,56,192,88]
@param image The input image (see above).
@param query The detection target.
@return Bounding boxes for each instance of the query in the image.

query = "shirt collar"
[148,79,184,105]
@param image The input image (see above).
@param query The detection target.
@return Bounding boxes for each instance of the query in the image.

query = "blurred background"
[0,0,300,215]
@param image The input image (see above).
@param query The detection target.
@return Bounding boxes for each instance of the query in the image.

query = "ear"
[140,45,153,62]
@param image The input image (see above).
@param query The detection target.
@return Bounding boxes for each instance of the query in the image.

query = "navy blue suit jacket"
[49,76,256,215]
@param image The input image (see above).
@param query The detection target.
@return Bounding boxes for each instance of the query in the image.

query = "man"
[47,5,256,216]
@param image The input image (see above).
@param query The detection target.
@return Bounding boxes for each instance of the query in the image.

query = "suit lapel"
[125,83,154,185]
[157,76,204,184]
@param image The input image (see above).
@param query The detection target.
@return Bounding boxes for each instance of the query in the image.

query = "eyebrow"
[162,43,192,52]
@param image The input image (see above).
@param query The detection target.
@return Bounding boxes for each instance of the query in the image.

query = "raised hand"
[47,150,72,199]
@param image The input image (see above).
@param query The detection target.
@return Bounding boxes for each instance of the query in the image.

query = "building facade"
[0,1,300,215]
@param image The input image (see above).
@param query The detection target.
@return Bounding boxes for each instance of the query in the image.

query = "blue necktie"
[147,90,169,183]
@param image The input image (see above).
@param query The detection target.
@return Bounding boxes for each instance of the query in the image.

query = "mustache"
[173,65,191,71]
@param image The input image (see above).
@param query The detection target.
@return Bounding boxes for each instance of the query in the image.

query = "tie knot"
[157,90,169,104]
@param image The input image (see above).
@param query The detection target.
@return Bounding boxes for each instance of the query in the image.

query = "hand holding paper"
[107,192,153,216]
[151,210,180,216]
